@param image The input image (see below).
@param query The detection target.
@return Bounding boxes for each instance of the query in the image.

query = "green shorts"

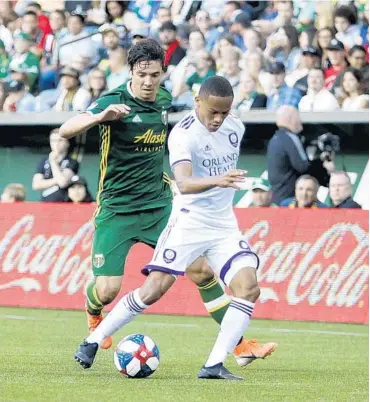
[91,204,171,277]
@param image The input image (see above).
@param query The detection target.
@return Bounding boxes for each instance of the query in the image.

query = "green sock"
[197,276,230,325]
[86,281,104,315]
[197,276,244,346]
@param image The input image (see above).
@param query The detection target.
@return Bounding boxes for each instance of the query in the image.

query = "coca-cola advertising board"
[0,203,368,324]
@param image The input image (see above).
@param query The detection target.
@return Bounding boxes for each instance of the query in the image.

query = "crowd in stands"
[0,1,366,209]
[0,0,368,112]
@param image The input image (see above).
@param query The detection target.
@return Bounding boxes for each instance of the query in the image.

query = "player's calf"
[139,271,176,305]
[95,276,122,305]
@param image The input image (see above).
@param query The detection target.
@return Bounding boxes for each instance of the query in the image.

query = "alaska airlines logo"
[134,129,166,153]
[134,129,166,144]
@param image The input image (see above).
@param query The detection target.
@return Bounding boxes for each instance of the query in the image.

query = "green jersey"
[87,81,173,213]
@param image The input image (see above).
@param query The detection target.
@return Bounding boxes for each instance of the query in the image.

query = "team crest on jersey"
[239,240,250,250]
[229,132,238,148]
[93,253,105,268]
[204,144,212,153]
[163,249,176,264]
[161,109,168,125]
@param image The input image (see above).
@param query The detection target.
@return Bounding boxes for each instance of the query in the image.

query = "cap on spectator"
[251,179,271,192]
[70,12,85,24]
[131,27,149,39]
[0,39,5,49]
[99,23,119,36]
[159,21,177,32]
[302,46,320,57]
[60,66,80,79]
[268,62,285,74]
[68,175,87,188]
[327,39,345,51]
[233,12,251,28]
[7,80,25,92]
[15,32,32,41]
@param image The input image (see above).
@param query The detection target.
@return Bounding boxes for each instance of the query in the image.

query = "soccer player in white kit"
[75,76,276,379]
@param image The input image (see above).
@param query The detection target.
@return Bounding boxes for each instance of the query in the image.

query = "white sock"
[86,288,148,346]
[205,297,254,367]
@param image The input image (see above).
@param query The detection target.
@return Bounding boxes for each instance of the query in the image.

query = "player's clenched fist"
[96,104,131,123]
[216,169,247,189]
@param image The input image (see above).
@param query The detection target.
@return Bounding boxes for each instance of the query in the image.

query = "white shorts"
[142,208,259,286]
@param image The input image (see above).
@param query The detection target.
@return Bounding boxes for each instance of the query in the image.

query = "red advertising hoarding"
[0,203,368,324]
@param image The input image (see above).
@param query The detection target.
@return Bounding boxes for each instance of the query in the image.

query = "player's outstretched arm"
[174,163,247,194]
[59,104,131,139]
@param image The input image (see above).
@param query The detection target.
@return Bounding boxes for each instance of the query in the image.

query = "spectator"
[253,0,295,35]
[0,81,7,111]
[66,175,94,203]
[267,106,333,204]
[234,71,267,111]
[288,46,321,91]
[106,47,129,91]
[230,12,252,51]
[250,179,275,207]
[9,32,40,94]
[98,24,121,72]
[334,5,361,50]
[150,6,172,37]
[240,51,271,95]
[341,68,369,110]
[56,13,99,69]
[87,68,107,105]
[194,10,221,52]
[54,66,91,112]
[0,15,13,53]
[242,27,263,54]
[359,2,368,46]
[19,10,45,56]
[299,27,318,49]
[0,39,10,79]
[265,25,301,72]
[331,45,369,95]
[3,80,36,112]
[105,0,139,34]
[317,27,334,69]
[299,67,340,111]
[329,171,361,208]
[219,48,241,89]
[266,62,302,110]
[223,1,243,26]
[1,183,26,203]
[324,39,348,90]
[280,175,328,208]
[48,9,67,42]
[211,34,236,64]
[159,22,186,69]
[172,50,216,100]
[32,128,79,202]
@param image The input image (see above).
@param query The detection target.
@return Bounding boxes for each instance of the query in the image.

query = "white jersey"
[168,110,245,228]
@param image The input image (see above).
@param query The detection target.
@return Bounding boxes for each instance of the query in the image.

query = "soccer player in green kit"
[60,39,275,365]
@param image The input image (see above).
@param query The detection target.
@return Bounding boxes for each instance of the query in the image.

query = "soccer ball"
[114,334,160,378]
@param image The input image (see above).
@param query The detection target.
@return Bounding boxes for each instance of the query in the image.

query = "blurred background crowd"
[0,0,368,113]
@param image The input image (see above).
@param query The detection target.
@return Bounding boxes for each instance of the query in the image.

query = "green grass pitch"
[0,307,368,402]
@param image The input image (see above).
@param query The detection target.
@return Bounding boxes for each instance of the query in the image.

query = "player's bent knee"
[186,258,213,285]
[229,267,260,302]
[139,271,176,305]
[95,276,122,305]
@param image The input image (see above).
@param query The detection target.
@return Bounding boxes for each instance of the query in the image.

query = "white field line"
[1,314,368,337]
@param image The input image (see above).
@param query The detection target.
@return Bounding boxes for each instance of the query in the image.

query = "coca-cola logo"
[0,215,94,295]
[243,221,369,308]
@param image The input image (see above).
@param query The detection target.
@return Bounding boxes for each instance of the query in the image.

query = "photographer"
[267,105,335,205]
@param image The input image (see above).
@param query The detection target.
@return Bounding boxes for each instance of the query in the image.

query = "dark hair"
[199,76,234,99]
[226,1,241,10]
[23,10,37,19]
[282,25,299,49]
[70,13,85,24]
[341,67,364,95]
[334,5,357,26]
[128,38,165,71]
[51,9,66,21]
[348,45,367,56]
[27,2,41,10]
[300,27,317,47]
[219,34,236,47]
[105,1,128,23]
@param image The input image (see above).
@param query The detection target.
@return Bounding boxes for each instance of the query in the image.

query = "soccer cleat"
[86,310,112,349]
[233,339,278,367]
[74,341,99,369]
[198,363,244,380]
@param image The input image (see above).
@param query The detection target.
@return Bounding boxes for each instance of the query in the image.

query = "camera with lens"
[308,132,340,162]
